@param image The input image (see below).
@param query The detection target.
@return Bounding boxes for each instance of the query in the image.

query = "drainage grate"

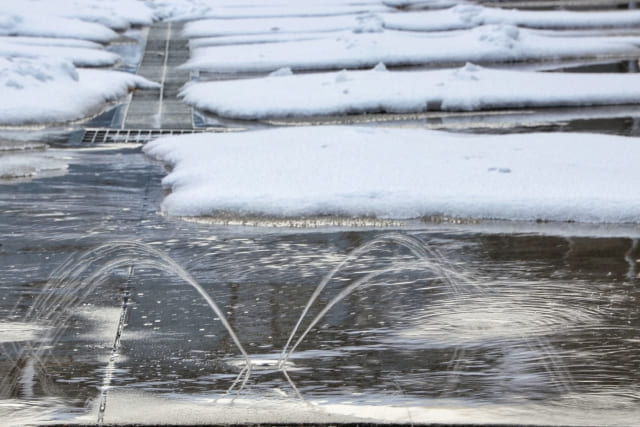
[81,128,207,144]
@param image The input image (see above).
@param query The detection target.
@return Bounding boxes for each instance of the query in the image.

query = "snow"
[143,126,640,224]
[0,13,119,43]
[0,0,162,125]
[183,25,640,73]
[382,4,640,32]
[181,4,640,40]
[0,37,121,67]
[149,0,390,20]
[188,32,335,49]
[0,57,158,125]
[180,64,640,119]
[183,14,383,38]
[144,0,214,21]
[0,0,155,31]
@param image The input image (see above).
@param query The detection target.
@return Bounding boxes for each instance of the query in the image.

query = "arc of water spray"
[278,233,428,365]
[18,241,252,419]
[277,233,475,399]
[278,233,471,364]
[98,265,133,425]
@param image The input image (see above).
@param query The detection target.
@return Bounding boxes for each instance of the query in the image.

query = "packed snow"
[0,57,158,125]
[381,4,640,32]
[183,25,640,73]
[180,64,640,119]
[143,126,640,224]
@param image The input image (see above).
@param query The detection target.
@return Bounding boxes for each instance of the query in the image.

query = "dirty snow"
[143,126,640,224]
[183,25,640,73]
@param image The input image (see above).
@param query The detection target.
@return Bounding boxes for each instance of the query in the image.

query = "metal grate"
[81,128,207,144]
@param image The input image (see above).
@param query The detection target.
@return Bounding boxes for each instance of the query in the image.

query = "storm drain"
[81,128,207,144]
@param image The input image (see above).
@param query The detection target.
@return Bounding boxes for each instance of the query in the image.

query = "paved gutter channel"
[123,21,194,130]
[95,21,196,421]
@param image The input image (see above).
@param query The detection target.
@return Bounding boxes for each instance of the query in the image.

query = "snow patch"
[143,126,640,224]
[382,4,640,32]
[182,25,640,73]
[0,57,158,125]
[179,66,640,120]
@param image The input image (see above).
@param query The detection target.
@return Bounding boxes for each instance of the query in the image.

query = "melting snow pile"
[0,0,154,33]
[149,0,389,21]
[166,1,640,226]
[381,4,640,31]
[181,64,640,119]
[183,24,640,73]
[0,0,158,125]
[182,14,384,38]
[144,126,640,224]
[0,57,157,125]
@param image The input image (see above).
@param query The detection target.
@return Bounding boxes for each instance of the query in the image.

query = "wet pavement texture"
[0,142,639,424]
[1,7,640,426]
